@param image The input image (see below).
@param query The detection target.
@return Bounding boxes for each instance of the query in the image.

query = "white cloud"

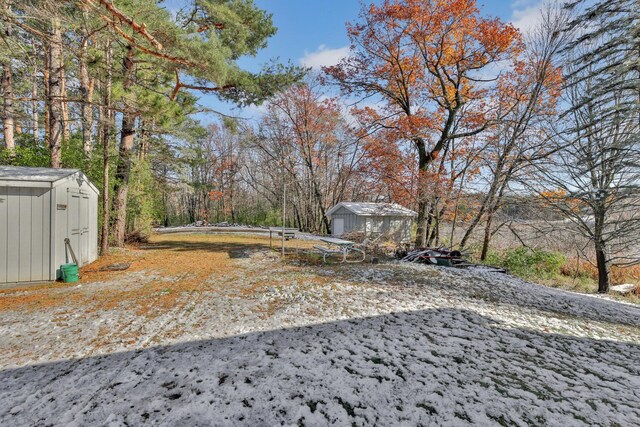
[510,1,544,35]
[300,44,350,70]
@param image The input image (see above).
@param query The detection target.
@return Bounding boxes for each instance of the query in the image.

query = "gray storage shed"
[0,166,99,283]
[326,202,417,242]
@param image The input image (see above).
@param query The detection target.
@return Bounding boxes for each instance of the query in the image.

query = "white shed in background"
[0,166,99,284]
[326,202,417,242]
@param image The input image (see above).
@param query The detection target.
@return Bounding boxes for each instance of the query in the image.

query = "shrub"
[126,159,163,240]
[484,247,566,280]
[0,138,50,167]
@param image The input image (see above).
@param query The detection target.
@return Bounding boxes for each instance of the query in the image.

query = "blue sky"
[167,0,545,123]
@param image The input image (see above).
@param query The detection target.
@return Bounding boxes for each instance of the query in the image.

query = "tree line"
[1,0,638,293]
[0,0,302,250]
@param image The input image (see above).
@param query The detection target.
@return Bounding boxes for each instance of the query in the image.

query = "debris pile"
[396,248,466,266]
[396,247,507,273]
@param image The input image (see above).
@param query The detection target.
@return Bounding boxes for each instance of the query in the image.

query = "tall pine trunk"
[79,4,93,157]
[48,19,64,168]
[1,1,15,150]
[43,41,50,148]
[32,42,39,139]
[1,65,14,150]
[137,119,149,161]
[60,66,70,142]
[111,45,136,247]
[100,43,112,255]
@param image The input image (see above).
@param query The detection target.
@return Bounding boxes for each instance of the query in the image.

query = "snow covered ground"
[1,234,639,426]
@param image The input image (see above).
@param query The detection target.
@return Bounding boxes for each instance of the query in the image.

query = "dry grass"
[560,258,640,286]
[0,233,318,314]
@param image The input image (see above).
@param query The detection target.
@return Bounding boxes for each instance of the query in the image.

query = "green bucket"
[61,263,79,283]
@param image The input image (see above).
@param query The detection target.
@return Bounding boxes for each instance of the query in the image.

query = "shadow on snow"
[1,308,639,426]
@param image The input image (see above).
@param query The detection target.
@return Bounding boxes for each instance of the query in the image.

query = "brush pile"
[396,247,507,273]
[396,247,466,267]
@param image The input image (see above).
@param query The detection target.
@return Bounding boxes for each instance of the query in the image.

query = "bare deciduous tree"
[530,54,640,293]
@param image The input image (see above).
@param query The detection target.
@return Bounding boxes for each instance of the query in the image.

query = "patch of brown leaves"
[0,234,275,314]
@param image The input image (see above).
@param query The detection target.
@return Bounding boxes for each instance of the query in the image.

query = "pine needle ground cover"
[1,233,639,425]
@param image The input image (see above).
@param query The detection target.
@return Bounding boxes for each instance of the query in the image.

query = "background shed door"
[333,218,344,236]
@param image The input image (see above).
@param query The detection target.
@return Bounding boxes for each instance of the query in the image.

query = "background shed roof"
[327,202,417,217]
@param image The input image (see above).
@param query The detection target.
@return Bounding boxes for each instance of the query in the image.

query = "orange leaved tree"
[325,0,522,246]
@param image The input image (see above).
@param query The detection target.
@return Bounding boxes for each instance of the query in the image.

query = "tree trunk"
[414,139,430,247]
[48,19,64,168]
[138,118,152,161]
[100,43,112,255]
[79,14,94,158]
[111,45,136,247]
[595,244,610,293]
[43,42,50,148]
[479,170,513,260]
[1,1,15,150]
[60,64,70,142]
[312,184,331,234]
[459,187,493,250]
[32,45,39,139]
[112,112,136,246]
[1,64,14,150]
[480,211,494,261]
[594,209,610,293]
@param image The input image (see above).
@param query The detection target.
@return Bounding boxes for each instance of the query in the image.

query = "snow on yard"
[1,233,639,426]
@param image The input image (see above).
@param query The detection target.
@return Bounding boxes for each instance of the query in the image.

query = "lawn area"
[1,233,639,426]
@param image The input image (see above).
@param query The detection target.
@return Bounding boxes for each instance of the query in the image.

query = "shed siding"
[0,187,8,282]
[6,188,21,282]
[18,187,32,282]
[30,189,43,280]
[40,188,52,279]
[333,213,412,242]
[0,186,52,282]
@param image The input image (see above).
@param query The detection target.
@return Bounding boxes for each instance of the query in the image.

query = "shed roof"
[0,166,79,182]
[327,202,417,217]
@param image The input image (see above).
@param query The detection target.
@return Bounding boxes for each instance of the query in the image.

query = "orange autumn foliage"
[325,0,523,226]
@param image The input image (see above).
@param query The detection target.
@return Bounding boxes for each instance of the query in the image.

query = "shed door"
[80,191,90,263]
[68,189,91,266]
[68,190,81,264]
[333,218,344,236]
